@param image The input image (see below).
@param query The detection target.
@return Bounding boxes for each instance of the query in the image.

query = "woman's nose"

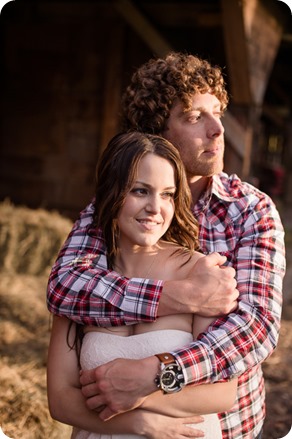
[145,195,161,213]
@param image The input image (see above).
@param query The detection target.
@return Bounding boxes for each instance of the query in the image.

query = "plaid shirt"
[47,173,286,439]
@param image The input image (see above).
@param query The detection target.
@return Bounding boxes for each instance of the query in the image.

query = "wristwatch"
[154,353,185,394]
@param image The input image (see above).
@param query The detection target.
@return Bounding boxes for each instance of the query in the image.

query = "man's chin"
[198,164,224,178]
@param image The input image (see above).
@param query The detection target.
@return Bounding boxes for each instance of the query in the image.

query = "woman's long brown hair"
[93,131,200,269]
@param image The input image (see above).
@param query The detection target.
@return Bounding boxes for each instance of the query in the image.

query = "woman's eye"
[162,192,175,199]
[131,188,147,196]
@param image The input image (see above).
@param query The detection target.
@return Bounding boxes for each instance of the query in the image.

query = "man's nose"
[207,116,224,138]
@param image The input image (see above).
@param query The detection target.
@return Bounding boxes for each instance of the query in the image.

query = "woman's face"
[117,153,176,251]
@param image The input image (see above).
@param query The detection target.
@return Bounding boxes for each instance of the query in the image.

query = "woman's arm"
[141,315,237,417]
[47,316,140,434]
[47,316,204,438]
[141,380,237,417]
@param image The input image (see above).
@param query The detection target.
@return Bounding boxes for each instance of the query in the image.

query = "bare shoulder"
[158,241,205,281]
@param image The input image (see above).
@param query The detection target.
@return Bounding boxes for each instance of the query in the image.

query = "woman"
[47,132,237,438]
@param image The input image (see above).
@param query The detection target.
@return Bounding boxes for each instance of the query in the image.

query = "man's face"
[162,92,225,181]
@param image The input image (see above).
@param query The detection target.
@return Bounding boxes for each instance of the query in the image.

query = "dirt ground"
[0,204,292,439]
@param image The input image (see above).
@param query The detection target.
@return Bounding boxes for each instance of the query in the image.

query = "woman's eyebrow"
[134,181,176,191]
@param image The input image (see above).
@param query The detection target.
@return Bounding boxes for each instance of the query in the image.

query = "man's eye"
[214,111,223,118]
[188,114,201,122]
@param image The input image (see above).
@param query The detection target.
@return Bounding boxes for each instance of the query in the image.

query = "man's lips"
[202,146,222,156]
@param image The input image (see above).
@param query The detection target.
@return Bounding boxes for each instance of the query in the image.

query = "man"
[47,52,285,438]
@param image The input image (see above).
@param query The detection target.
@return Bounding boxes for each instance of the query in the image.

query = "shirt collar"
[211,173,237,202]
[194,173,237,213]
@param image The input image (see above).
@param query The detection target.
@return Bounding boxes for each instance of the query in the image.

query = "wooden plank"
[221,0,283,106]
[114,0,172,56]
[222,110,246,159]
[244,1,283,105]
[99,20,125,153]
[137,2,222,28]
[221,0,252,105]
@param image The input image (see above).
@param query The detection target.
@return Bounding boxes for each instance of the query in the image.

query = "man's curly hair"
[121,52,228,134]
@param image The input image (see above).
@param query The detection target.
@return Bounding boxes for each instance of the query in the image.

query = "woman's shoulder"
[158,241,204,280]
[159,240,203,260]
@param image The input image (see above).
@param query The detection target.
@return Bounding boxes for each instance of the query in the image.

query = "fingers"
[80,368,97,386]
[80,367,107,412]
[227,288,239,313]
[81,381,99,399]
[81,387,118,418]
[85,394,105,411]
[183,416,204,424]
[184,427,204,438]
[98,406,117,421]
[183,428,204,438]
[203,252,227,267]
[182,418,205,438]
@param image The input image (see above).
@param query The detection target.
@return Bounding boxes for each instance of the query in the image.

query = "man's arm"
[47,201,238,325]
[47,201,162,325]
[174,194,285,385]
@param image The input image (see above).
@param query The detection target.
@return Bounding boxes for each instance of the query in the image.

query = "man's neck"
[188,176,211,205]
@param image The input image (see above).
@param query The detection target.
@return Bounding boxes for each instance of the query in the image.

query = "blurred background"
[0,1,291,438]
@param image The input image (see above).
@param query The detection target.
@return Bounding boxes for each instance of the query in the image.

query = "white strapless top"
[71,330,222,439]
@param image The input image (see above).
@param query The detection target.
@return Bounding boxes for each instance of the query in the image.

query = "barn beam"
[221,0,252,105]
[114,0,172,56]
[221,0,283,106]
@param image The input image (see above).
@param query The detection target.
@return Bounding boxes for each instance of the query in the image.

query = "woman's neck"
[114,244,161,279]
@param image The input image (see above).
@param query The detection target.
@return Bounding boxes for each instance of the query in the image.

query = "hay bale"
[0,272,72,439]
[0,201,73,275]
[0,360,71,439]
[0,202,74,438]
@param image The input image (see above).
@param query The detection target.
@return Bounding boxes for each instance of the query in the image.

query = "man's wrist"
[154,353,186,394]
[158,280,200,316]
[144,356,162,394]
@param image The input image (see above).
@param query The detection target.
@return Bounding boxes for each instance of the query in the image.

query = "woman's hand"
[137,410,205,438]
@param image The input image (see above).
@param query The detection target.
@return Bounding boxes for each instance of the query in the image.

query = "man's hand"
[80,356,160,421]
[159,252,238,317]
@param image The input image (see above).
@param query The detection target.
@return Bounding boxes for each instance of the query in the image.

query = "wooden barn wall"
[2,1,287,219]
[0,2,153,219]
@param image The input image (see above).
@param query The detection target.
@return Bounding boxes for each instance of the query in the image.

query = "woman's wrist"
[127,409,151,436]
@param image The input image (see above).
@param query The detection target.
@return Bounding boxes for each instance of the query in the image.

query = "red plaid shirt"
[47,173,285,439]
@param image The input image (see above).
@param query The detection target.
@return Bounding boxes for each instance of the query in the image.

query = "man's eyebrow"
[189,103,222,113]
[179,107,203,116]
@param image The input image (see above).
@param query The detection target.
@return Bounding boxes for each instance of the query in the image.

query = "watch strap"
[155,352,176,367]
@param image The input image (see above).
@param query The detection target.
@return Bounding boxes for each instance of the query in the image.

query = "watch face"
[161,370,176,387]
[160,363,184,393]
